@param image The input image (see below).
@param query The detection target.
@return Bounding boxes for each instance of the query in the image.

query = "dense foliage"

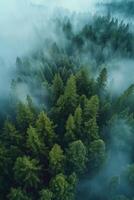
[0,7,134,200]
[103,0,134,17]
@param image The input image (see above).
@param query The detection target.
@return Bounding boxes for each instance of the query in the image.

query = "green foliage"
[67,173,78,197]
[83,95,100,144]
[63,20,73,39]
[65,114,76,143]
[84,95,99,120]
[97,68,107,89]
[76,68,94,97]
[74,105,82,138]
[0,144,8,172]
[1,10,134,200]
[115,84,134,113]
[84,117,99,143]
[39,189,53,200]
[16,102,35,131]
[52,73,64,103]
[0,144,11,196]
[14,156,41,189]
[56,75,78,117]
[104,1,134,17]
[97,68,107,96]
[26,126,45,155]
[8,188,31,200]
[66,140,87,174]
[50,173,75,200]
[88,139,106,170]
[3,121,22,147]
[36,112,56,147]
[49,144,65,174]
[50,173,69,200]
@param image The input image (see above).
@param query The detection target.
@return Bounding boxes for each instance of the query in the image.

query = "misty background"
[0,0,134,99]
[0,1,134,200]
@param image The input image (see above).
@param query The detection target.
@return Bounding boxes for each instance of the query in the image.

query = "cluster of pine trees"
[103,0,134,17]
[0,14,134,200]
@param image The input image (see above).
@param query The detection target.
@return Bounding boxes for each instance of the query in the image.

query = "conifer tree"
[52,74,64,103]
[3,121,22,147]
[16,102,35,131]
[8,188,31,200]
[26,126,45,155]
[65,114,76,143]
[49,144,65,174]
[88,139,106,170]
[14,156,41,189]
[50,173,73,200]
[39,189,53,200]
[74,105,82,138]
[84,95,99,120]
[76,68,94,97]
[97,68,107,92]
[84,118,99,143]
[66,140,87,174]
[57,75,78,118]
[36,112,56,147]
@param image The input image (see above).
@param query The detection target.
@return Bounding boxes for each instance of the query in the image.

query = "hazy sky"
[31,0,99,13]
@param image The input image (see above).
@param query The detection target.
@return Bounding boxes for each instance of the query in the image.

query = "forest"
[0,0,134,200]
[102,0,134,17]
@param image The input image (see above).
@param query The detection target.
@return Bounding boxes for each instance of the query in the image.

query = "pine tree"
[84,118,99,143]
[74,105,82,139]
[63,20,73,39]
[84,95,99,120]
[88,139,106,170]
[2,121,22,161]
[76,68,94,97]
[66,140,87,174]
[50,174,70,200]
[52,74,64,103]
[64,75,78,107]
[0,144,11,198]
[26,126,45,155]
[57,75,78,118]
[3,121,22,147]
[49,144,65,174]
[36,112,56,147]
[39,189,53,200]
[65,114,76,143]
[14,156,41,189]
[16,102,35,131]
[67,173,77,200]
[97,68,107,89]
[8,188,31,200]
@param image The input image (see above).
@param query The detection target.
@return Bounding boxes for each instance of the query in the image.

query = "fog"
[77,118,134,200]
[0,0,134,199]
[31,0,98,13]
[0,0,39,97]
[0,0,101,99]
[1,0,134,99]
[108,59,134,96]
[0,0,99,63]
